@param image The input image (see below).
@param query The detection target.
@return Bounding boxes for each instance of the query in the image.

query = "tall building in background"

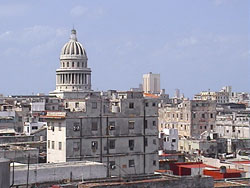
[143,72,160,94]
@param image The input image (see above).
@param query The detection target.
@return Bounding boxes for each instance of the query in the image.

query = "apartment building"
[45,91,159,176]
[159,100,216,139]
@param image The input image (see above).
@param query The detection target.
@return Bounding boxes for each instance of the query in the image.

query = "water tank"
[0,158,10,188]
[111,106,120,113]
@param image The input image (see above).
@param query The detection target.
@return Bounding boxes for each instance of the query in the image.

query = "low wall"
[11,161,107,186]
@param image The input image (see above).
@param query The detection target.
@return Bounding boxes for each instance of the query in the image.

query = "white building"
[143,72,160,94]
[159,128,178,152]
[23,121,47,135]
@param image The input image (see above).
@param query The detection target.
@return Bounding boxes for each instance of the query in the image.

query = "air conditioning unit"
[109,125,115,130]
[73,125,80,131]
[110,165,116,169]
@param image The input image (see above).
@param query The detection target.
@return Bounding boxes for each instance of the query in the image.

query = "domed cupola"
[60,29,87,60]
[54,29,92,93]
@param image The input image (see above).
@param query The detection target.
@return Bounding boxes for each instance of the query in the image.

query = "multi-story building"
[143,72,160,94]
[194,91,229,104]
[159,100,216,139]
[216,112,250,139]
[45,91,159,176]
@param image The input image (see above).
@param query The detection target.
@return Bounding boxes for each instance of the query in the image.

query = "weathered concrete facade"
[46,91,159,176]
[159,100,216,138]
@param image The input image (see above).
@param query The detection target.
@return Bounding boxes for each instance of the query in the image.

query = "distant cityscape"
[0,29,249,188]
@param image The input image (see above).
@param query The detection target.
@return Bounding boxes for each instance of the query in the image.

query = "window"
[48,140,50,149]
[75,102,79,108]
[153,139,156,145]
[152,102,156,107]
[92,102,97,109]
[128,121,135,129]
[200,126,202,129]
[144,138,148,146]
[32,126,38,130]
[73,142,80,150]
[109,161,116,169]
[153,160,156,166]
[210,113,214,118]
[144,120,148,129]
[238,130,240,133]
[51,122,55,132]
[180,113,183,120]
[202,114,205,118]
[92,121,98,131]
[204,126,207,129]
[193,113,196,118]
[152,121,156,126]
[129,140,134,150]
[67,62,69,67]
[58,123,62,131]
[129,102,134,109]
[63,62,65,67]
[129,160,135,167]
[72,62,74,67]
[210,124,213,130]
[18,116,22,122]
[172,139,176,143]
[73,122,80,131]
[77,62,79,67]
[109,121,115,130]
[109,140,115,149]
[91,141,98,150]
[232,126,235,133]
[52,141,55,149]
[145,102,148,107]
[58,142,62,150]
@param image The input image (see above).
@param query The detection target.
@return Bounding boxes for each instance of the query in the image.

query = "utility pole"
[26,154,30,188]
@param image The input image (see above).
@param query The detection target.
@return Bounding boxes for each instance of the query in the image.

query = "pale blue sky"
[0,0,249,97]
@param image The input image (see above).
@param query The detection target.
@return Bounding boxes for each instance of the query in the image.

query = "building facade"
[46,91,159,176]
[143,72,160,94]
[159,100,216,139]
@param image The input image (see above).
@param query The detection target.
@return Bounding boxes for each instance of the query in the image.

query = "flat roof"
[13,161,104,171]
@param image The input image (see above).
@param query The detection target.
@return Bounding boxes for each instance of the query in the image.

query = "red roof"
[143,93,159,98]
[231,160,250,164]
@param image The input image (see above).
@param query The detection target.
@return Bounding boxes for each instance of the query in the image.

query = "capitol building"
[50,29,93,98]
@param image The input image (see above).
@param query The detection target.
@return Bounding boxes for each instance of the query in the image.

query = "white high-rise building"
[142,72,160,94]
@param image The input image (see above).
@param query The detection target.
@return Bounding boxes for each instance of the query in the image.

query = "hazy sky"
[0,0,249,97]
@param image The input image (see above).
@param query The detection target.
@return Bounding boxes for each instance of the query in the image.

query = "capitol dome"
[53,29,92,93]
[60,29,87,58]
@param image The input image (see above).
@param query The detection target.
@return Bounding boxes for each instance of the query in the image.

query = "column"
[89,74,91,87]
